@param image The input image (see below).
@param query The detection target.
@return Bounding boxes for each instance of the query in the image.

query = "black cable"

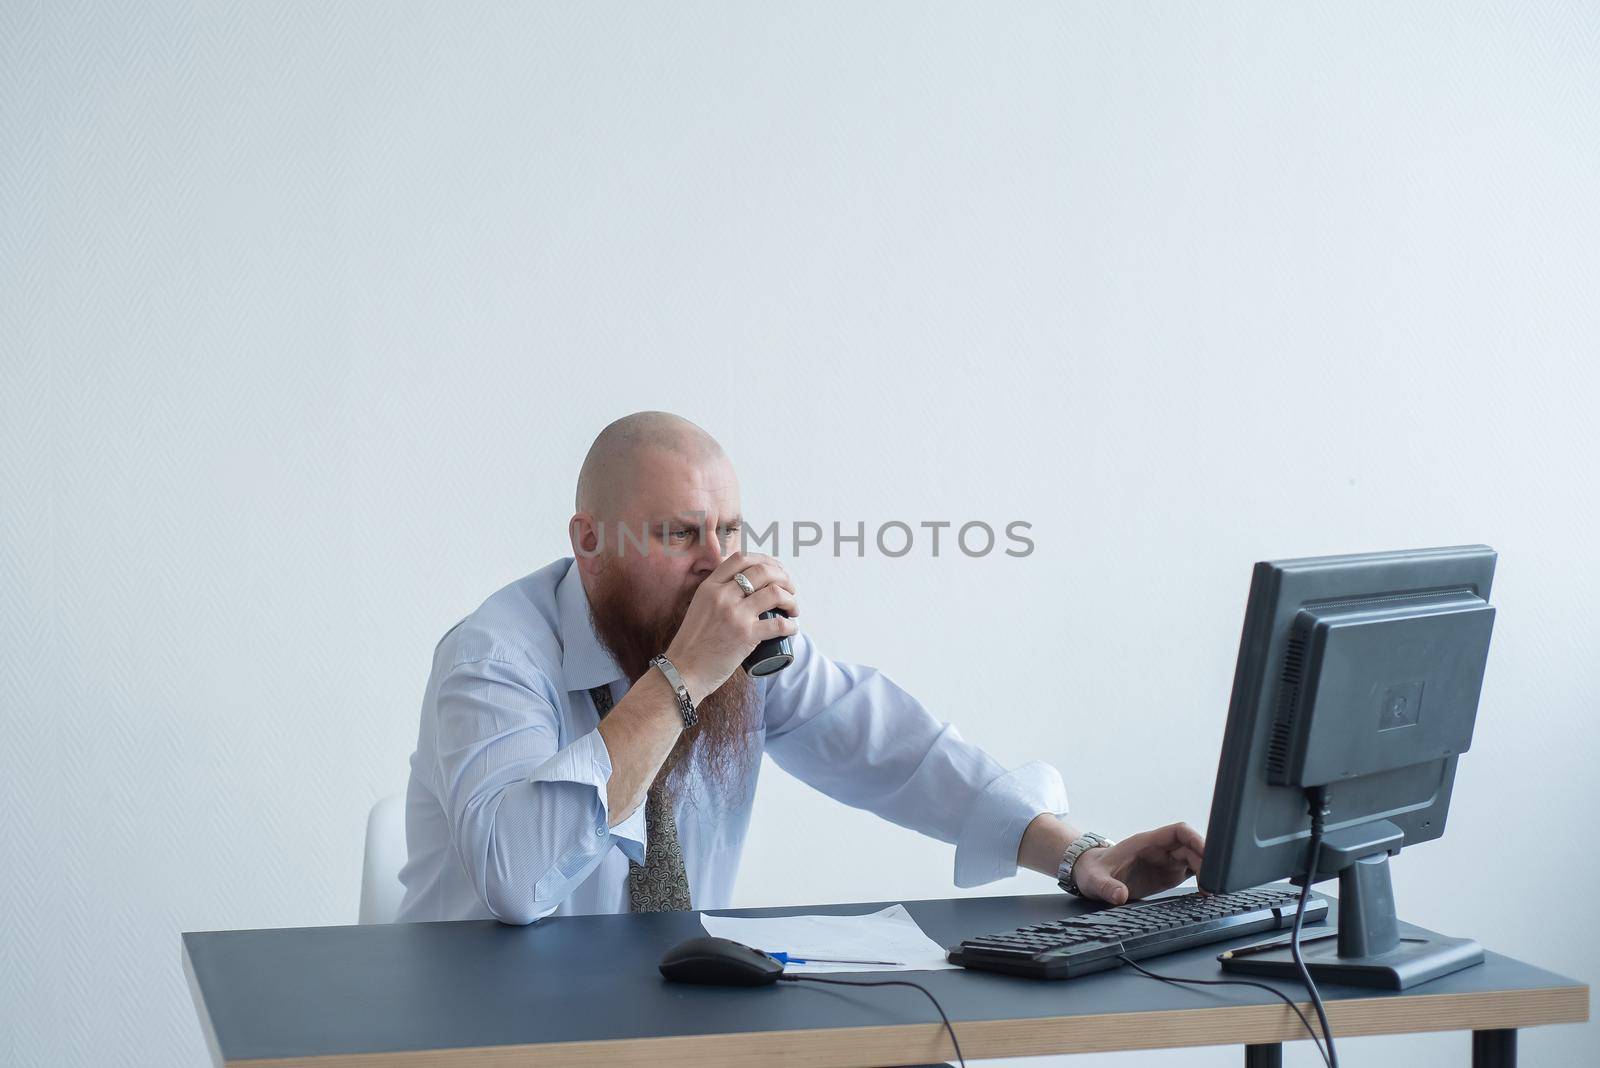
[782,797,1340,1068]
[779,973,966,1068]
[1117,956,1331,1068]
[1297,786,1338,1068]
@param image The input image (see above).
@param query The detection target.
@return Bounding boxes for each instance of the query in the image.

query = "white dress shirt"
[396,557,1069,924]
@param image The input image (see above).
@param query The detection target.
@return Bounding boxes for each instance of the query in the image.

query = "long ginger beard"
[584,560,758,806]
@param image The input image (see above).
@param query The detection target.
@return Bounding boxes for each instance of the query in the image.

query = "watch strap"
[1057,831,1115,897]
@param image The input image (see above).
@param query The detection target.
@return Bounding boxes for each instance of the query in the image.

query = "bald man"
[396,411,1204,924]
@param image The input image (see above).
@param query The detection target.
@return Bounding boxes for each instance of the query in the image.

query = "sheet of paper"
[699,903,959,973]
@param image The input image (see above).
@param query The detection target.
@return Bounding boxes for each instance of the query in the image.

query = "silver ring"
[733,572,756,597]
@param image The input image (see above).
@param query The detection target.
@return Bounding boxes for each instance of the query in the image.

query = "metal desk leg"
[1244,1043,1283,1068]
[1472,1029,1517,1067]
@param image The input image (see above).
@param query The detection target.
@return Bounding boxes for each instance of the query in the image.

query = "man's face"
[574,444,755,797]
[589,444,744,638]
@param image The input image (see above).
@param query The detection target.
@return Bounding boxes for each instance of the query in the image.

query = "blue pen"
[765,951,905,967]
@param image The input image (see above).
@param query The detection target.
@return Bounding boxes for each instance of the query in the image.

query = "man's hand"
[665,551,799,702]
[1071,822,1206,906]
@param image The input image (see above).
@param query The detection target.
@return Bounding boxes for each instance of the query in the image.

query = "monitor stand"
[1221,832,1484,990]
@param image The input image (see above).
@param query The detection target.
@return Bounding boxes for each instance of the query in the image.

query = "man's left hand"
[1070,823,1205,905]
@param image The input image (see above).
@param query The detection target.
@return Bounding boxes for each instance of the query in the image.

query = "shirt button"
[595,825,606,837]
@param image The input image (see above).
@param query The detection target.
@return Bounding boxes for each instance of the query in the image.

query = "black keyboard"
[948,885,1329,980]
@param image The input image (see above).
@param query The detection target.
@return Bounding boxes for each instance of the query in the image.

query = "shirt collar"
[556,558,626,692]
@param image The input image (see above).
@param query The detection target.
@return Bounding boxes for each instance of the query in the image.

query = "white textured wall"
[3,2,1596,1064]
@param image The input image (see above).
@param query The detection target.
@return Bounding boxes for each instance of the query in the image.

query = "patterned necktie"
[589,684,693,912]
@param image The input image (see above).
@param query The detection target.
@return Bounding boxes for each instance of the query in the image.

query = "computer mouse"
[659,935,785,986]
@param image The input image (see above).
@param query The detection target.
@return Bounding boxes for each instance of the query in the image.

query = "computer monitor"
[1198,545,1497,989]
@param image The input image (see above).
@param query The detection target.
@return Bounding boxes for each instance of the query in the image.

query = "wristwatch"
[648,654,699,730]
[1057,831,1116,897]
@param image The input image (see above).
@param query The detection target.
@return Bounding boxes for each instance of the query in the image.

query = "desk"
[183,893,1587,1067]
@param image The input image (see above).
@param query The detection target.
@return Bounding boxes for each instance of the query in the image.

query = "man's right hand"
[665,552,800,702]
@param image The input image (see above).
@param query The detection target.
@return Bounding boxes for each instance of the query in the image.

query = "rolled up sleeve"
[433,657,645,925]
[761,633,1068,888]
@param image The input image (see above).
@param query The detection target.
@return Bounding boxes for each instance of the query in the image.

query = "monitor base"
[1220,928,1484,990]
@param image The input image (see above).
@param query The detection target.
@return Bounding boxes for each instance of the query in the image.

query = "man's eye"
[669,529,693,540]
[719,525,741,540]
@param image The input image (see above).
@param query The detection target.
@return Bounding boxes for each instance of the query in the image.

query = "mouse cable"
[778,973,966,1068]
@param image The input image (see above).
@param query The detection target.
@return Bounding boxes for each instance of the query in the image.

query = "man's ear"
[570,512,605,575]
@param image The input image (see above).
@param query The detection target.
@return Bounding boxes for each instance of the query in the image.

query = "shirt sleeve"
[430,655,646,925]
[760,632,1069,887]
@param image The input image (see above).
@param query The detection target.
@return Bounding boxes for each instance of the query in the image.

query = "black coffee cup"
[742,609,793,676]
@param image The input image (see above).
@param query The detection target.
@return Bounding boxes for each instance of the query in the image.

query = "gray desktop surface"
[183,890,1580,1062]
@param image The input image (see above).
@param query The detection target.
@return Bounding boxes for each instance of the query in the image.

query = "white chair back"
[359,792,407,924]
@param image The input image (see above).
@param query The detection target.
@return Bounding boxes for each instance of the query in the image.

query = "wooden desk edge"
[207,982,1589,1068]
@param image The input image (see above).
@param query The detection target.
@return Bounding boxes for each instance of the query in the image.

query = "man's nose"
[693,531,726,574]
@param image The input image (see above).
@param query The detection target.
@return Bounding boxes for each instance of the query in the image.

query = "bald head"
[575,411,728,517]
